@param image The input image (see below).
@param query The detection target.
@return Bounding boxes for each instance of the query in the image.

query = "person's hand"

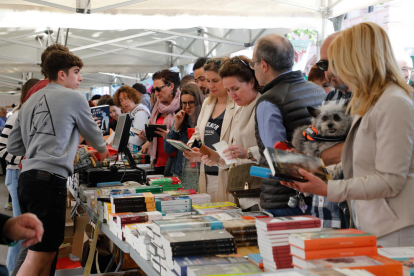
[3,213,44,247]
[94,117,101,128]
[223,145,247,160]
[155,128,169,139]
[280,169,328,196]
[183,147,203,162]
[201,155,224,167]
[141,141,151,154]
[174,110,186,131]
[98,148,110,161]
[139,130,146,140]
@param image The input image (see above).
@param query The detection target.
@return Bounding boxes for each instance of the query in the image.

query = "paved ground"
[0,174,13,265]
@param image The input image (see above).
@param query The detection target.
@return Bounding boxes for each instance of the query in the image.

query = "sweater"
[7,83,107,178]
[0,108,23,170]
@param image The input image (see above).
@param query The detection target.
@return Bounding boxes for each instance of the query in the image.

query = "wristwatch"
[247,149,253,160]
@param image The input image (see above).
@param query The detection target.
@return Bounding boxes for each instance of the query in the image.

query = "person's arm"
[328,96,414,202]
[0,113,23,164]
[7,114,25,156]
[320,143,345,166]
[164,121,181,155]
[187,100,207,146]
[75,96,107,154]
[129,110,149,147]
[1,213,44,248]
[256,101,287,148]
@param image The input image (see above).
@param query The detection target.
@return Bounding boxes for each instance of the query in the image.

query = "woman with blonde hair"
[281,22,414,246]
[184,58,236,202]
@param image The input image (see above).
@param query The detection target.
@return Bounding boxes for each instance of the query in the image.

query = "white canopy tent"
[0,0,392,94]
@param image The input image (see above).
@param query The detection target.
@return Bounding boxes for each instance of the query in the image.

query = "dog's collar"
[302,126,347,142]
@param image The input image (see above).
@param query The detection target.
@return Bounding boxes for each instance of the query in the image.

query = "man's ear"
[261,60,268,73]
[307,106,321,117]
[57,70,66,81]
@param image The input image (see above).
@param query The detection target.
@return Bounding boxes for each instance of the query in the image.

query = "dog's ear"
[307,106,321,117]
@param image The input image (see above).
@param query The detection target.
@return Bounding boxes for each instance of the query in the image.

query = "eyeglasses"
[206,59,224,67]
[316,60,329,71]
[181,101,196,108]
[224,58,251,69]
[249,59,262,70]
[151,82,171,93]
[401,67,414,73]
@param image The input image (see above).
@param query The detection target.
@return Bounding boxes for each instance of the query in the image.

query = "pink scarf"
[149,90,181,159]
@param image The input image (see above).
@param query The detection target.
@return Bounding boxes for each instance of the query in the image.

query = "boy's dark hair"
[180,74,195,89]
[152,70,181,98]
[43,50,84,81]
[40,44,70,78]
[97,95,112,106]
[193,58,207,71]
[91,94,102,101]
[132,83,147,95]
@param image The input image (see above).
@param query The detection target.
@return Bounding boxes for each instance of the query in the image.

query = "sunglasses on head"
[151,82,171,93]
[224,58,250,68]
[316,60,329,71]
[206,59,224,67]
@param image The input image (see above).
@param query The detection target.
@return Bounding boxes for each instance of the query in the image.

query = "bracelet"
[2,237,17,247]
[216,156,221,165]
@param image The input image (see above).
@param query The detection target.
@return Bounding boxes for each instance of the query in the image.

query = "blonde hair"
[328,22,413,116]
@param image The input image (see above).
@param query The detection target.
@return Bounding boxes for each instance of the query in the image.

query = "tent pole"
[205,29,233,58]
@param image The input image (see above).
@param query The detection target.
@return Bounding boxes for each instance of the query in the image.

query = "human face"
[398,60,413,83]
[194,67,208,94]
[181,94,196,116]
[153,79,173,105]
[223,76,256,107]
[110,105,121,121]
[61,66,82,90]
[118,92,137,112]
[0,109,6,118]
[206,71,226,99]
[311,78,332,94]
[252,49,266,86]
[320,40,348,92]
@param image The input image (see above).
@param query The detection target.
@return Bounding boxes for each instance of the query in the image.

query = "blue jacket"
[164,117,192,176]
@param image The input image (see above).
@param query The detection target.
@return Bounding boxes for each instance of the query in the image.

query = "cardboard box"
[58,244,72,258]
[72,216,93,259]
[64,221,74,237]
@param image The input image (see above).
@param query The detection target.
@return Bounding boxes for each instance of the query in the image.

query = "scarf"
[149,90,181,159]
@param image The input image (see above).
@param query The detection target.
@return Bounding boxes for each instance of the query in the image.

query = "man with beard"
[193,58,209,96]
[313,31,352,229]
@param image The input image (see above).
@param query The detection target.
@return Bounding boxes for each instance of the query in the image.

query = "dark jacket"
[255,70,326,210]
[164,116,192,176]
[0,213,12,245]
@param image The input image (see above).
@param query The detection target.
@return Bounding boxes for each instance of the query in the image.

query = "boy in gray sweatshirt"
[7,48,109,276]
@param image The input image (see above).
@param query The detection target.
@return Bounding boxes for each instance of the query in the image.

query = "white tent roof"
[0,0,392,92]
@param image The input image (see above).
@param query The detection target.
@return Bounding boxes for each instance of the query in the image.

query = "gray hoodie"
[8,83,107,178]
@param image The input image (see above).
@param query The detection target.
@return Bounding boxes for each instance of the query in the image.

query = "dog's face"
[307,102,352,137]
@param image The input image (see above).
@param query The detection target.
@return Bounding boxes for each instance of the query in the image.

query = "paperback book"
[152,216,223,235]
[91,105,110,136]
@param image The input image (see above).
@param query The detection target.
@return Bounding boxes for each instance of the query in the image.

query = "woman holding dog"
[281,22,414,246]
[200,56,262,210]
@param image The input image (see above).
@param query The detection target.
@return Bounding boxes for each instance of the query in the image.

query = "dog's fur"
[292,102,353,157]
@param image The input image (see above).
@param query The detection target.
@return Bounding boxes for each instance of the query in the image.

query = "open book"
[166,139,192,152]
[263,147,330,182]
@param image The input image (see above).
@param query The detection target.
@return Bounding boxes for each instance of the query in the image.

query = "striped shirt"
[0,110,23,170]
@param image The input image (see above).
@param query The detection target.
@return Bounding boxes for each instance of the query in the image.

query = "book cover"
[192,202,237,209]
[171,242,236,252]
[173,256,248,276]
[162,229,234,248]
[187,263,262,276]
[256,215,321,230]
[172,247,237,257]
[91,105,110,136]
[288,229,377,250]
[247,254,263,269]
[153,216,223,235]
[223,220,257,236]
[263,147,330,182]
[291,245,378,260]
[116,213,148,228]
[166,139,192,152]
[293,255,403,276]
[73,146,97,173]
[197,206,242,215]
[145,124,167,139]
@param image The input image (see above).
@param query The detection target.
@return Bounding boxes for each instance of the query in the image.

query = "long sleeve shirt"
[0,109,23,170]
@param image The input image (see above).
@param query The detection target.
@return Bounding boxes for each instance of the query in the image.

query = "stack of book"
[149,177,183,191]
[186,194,211,205]
[255,215,322,271]
[290,229,403,275]
[186,262,262,276]
[378,247,414,276]
[152,216,223,235]
[173,256,249,276]
[132,223,154,261]
[155,196,192,213]
[222,219,257,247]
[247,253,263,269]
[236,268,376,276]
[110,192,156,213]
[164,189,197,196]
[131,152,151,164]
[192,202,242,215]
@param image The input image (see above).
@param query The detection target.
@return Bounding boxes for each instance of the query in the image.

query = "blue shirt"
[0,117,7,133]
[256,101,286,148]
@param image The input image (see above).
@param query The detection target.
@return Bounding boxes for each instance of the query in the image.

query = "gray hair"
[255,34,294,73]
[0,107,6,112]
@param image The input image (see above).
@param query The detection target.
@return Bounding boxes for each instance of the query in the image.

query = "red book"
[116,213,148,228]
[290,245,378,260]
[256,216,321,231]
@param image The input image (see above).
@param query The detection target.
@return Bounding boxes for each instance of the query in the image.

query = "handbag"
[227,163,261,198]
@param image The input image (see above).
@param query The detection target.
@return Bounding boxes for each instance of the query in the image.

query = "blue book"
[91,105,110,136]
[173,256,248,276]
[97,181,122,188]
[249,166,292,182]
[152,216,223,235]
[247,253,263,269]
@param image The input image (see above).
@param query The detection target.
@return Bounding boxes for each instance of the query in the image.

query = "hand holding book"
[280,169,328,197]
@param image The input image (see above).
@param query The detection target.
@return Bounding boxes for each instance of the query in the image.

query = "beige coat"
[327,83,414,237]
[188,96,235,202]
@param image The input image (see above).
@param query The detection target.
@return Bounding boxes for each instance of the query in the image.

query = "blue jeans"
[265,206,311,217]
[5,169,22,272]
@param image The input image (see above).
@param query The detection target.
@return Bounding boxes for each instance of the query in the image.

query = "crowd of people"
[0,21,412,275]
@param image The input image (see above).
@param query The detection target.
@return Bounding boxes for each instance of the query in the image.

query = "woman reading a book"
[113,85,150,154]
[185,58,235,202]
[200,56,263,211]
[164,83,204,190]
[141,70,181,175]
[281,22,414,247]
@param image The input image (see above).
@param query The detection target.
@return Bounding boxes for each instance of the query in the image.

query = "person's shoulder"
[324,89,337,101]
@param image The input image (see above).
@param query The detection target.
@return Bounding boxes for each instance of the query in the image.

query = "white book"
[378,247,414,259]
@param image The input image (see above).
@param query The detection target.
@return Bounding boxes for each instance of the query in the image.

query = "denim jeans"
[265,206,311,217]
[5,169,22,272]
